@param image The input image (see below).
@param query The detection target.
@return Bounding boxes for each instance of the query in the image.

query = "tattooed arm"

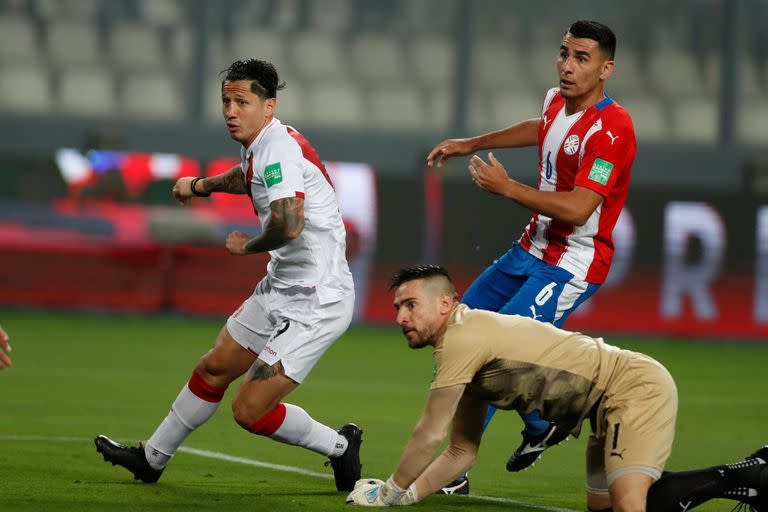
[199,165,248,195]
[225,197,305,255]
[172,165,247,205]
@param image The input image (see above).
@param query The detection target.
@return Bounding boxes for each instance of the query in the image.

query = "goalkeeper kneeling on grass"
[347,265,768,511]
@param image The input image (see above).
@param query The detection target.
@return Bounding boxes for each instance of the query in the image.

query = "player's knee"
[233,399,286,435]
[196,353,235,387]
[610,494,646,512]
[586,492,611,512]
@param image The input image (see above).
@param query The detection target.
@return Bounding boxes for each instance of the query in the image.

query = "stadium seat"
[408,36,456,85]
[606,50,648,98]
[231,31,287,73]
[0,17,40,63]
[470,40,529,91]
[291,32,348,80]
[616,96,670,143]
[349,34,405,82]
[121,74,184,120]
[421,85,452,132]
[0,66,52,113]
[527,44,560,92]
[274,81,306,126]
[34,0,100,20]
[306,0,351,32]
[489,90,543,129]
[367,85,424,130]
[110,24,166,70]
[670,96,718,143]
[305,82,364,127]
[739,97,768,144]
[170,28,192,69]
[46,21,102,67]
[58,68,115,116]
[648,49,701,97]
[140,0,186,26]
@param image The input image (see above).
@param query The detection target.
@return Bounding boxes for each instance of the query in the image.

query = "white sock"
[145,383,222,469]
[268,403,347,457]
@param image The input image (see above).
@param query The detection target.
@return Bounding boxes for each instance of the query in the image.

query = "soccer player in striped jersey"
[426,20,635,489]
[94,59,362,492]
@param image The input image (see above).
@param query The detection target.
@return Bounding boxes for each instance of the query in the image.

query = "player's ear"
[265,97,276,114]
[438,293,453,314]
[599,59,614,81]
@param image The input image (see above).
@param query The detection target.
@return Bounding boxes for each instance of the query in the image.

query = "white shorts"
[226,278,354,383]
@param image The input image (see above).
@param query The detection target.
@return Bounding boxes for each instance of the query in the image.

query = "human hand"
[426,138,474,168]
[0,325,12,369]
[225,231,251,255]
[347,478,399,507]
[468,152,515,196]
[172,177,196,205]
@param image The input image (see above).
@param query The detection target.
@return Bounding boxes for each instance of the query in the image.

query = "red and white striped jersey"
[519,88,635,284]
[240,118,353,304]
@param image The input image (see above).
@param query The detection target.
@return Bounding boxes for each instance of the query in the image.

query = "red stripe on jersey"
[249,403,287,435]
[187,370,226,403]
[295,191,305,198]
[244,153,258,215]
[285,126,334,188]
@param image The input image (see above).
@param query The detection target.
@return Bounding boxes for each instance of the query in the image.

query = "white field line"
[0,434,578,512]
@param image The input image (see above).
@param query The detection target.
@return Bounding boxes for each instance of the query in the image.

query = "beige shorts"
[226,277,354,384]
[586,353,678,494]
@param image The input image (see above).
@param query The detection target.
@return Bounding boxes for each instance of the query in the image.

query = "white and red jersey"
[240,118,353,304]
[519,88,636,284]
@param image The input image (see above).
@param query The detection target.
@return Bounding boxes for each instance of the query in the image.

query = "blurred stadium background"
[3,1,768,510]
[2,0,768,337]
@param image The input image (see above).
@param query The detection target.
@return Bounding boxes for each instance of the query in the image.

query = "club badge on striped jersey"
[563,134,580,155]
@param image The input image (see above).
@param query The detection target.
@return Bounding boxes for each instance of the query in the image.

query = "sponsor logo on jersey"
[264,162,283,187]
[588,158,614,185]
[563,134,580,155]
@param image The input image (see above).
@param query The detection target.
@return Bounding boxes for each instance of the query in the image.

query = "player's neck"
[564,88,605,116]
[242,115,275,149]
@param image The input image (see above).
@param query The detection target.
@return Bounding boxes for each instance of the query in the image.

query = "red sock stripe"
[249,403,287,436]
[187,371,226,403]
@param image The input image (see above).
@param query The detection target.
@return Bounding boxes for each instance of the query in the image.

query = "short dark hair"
[390,264,453,289]
[567,20,616,60]
[221,59,286,99]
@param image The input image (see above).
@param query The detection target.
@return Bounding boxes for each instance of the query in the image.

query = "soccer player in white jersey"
[95,59,362,492]
[426,20,636,491]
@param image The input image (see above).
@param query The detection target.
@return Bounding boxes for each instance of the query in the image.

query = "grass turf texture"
[1,310,766,511]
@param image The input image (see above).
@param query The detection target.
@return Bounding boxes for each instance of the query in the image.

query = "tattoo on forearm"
[203,166,248,194]
[248,360,284,381]
[244,197,305,253]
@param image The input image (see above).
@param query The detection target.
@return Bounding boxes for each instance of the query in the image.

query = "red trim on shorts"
[249,403,287,435]
[187,370,227,403]
[295,191,305,198]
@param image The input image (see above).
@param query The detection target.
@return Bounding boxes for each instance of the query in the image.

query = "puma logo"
[606,131,619,145]
[610,449,627,459]
[543,115,551,129]
[529,305,543,321]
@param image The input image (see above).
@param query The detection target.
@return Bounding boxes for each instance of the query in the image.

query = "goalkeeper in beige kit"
[346,265,768,512]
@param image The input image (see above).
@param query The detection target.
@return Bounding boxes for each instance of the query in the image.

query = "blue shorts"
[462,243,600,327]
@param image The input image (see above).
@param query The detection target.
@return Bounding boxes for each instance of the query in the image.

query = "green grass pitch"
[1,310,766,511]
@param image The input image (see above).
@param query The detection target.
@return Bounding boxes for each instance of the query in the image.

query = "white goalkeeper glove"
[345,476,419,506]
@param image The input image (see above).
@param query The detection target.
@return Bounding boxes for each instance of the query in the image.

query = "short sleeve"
[574,121,635,198]
[431,327,490,390]
[258,158,305,203]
